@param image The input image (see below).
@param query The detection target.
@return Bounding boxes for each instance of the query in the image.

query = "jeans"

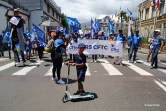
[151,49,159,67]
[128,45,138,61]
[37,47,44,59]
[12,43,26,62]
[0,45,3,57]
[92,55,97,61]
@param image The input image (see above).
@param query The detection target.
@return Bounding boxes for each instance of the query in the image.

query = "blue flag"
[3,27,11,42]
[127,8,133,18]
[32,24,45,46]
[25,27,31,38]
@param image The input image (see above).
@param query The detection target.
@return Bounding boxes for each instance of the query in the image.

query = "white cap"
[155,29,161,32]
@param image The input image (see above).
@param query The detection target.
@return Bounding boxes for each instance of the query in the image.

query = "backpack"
[44,39,54,53]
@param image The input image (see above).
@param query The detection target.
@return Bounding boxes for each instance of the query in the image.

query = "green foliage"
[117,11,128,21]
[142,37,149,44]
[61,13,68,28]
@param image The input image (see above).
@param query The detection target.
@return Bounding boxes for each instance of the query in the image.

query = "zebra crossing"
[0,58,166,77]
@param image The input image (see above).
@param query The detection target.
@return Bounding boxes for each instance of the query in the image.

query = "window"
[152,6,156,17]
[59,16,61,21]
[145,8,149,20]
[160,2,165,16]
[139,11,143,21]
[56,13,58,19]
[52,9,54,16]
[139,11,141,21]
[104,18,106,22]
[47,4,50,13]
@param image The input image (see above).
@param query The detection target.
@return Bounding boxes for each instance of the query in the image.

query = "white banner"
[67,40,123,57]
[9,17,20,26]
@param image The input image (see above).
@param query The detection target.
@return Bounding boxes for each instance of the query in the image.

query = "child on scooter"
[65,43,87,95]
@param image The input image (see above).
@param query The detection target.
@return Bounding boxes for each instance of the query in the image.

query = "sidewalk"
[138,48,166,58]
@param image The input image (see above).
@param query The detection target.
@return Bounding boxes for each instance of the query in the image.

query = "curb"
[138,51,148,54]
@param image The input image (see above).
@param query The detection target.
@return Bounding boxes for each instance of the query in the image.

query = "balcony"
[6,0,28,12]
[45,0,61,14]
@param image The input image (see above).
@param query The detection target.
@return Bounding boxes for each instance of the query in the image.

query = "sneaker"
[74,91,80,95]
[150,66,153,69]
[91,61,94,63]
[57,79,65,84]
[94,60,97,63]
[52,77,58,81]
[80,90,86,96]
[128,60,130,63]
[134,61,136,63]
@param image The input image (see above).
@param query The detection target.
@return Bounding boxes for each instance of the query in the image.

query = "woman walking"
[51,30,66,84]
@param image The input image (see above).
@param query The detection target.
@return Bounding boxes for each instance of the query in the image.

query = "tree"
[61,13,68,28]
[117,11,128,28]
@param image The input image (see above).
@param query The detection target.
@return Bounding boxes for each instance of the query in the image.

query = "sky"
[55,0,145,23]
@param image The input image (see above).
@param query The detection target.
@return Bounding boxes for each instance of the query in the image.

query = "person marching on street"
[147,32,155,62]
[91,32,98,62]
[128,30,142,63]
[150,29,164,69]
[5,8,26,63]
[112,29,126,66]
[98,34,104,58]
[52,30,66,84]
[127,26,134,56]
[69,33,77,61]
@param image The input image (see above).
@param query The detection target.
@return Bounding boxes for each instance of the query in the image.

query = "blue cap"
[78,43,86,48]
[56,30,61,35]
[135,30,139,32]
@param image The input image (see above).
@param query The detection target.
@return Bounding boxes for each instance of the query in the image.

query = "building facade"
[0,0,62,43]
[138,0,166,37]
[13,0,62,32]
[96,15,128,34]
[0,0,29,43]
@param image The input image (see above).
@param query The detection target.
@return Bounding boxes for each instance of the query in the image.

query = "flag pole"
[140,0,143,35]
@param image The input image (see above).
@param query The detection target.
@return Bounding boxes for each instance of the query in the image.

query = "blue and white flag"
[127,8,133,18]
[25,27,31,38]
[32,24,45,46]
[3,27,11,42]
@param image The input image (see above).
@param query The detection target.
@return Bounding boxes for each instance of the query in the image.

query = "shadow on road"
[160,60,166,63]
[62,78,77,84]
[70,92,98,102]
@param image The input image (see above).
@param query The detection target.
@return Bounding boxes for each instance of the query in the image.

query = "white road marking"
[98,59,123,75]
[45,63,64,76]
[137,60,166,74]
[44,66,53,76]
[154,79,166,92]
[123,61,154,76]
[0,62,14,72]
[158,79,166,86]
[0,58,8,61]
[12,60,43,75]
[85,63,91,76]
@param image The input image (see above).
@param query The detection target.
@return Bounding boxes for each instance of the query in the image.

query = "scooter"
[62,63,95,103]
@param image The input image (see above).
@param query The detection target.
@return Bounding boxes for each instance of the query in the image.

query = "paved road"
[0,51,166,111]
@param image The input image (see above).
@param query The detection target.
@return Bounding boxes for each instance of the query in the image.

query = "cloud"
[55,0,144,23]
